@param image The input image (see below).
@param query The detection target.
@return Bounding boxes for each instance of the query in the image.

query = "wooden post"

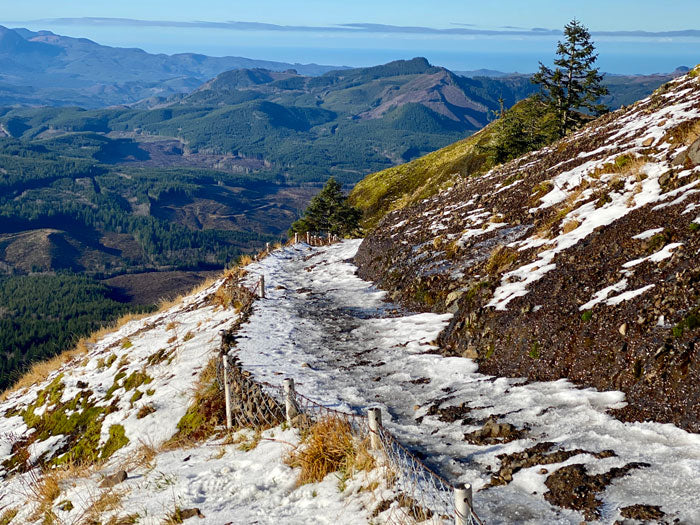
[368,408,382,450]
[306,232,310,244]
[454,483,472,525]
[223,355,232,429]
[266,242,270,252]
[259,275,265,298]
[294,232,299,244]
[283,378,298,425]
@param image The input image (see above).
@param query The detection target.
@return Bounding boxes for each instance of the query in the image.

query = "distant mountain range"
[0,25,344,107]
[0,24,689,110]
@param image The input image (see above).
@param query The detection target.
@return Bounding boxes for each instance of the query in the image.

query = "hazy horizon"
[2,17,699,75]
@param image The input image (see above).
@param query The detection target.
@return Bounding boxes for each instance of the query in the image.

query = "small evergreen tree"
[488,96,560,164]
[532,19,608,136]
[290,177,361,236]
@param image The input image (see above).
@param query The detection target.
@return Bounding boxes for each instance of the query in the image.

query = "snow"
[631,227,663,240]
[233,241,700,524]
[606,284,656,306]
[622,242,683,268]
[580,279,628,310]
[2,241,700,523]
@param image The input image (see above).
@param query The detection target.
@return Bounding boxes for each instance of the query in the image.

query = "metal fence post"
[306,231,310,244]
[368,408,382,450]
[283,378,298,425]
[223,355,232,429]
[259,275,265,298]
[294,232,299,244]
[266,242,270,252]
[455,483,472,525]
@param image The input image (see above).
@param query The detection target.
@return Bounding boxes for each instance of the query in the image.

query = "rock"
[100,470,127,488]
[658,171,672,186]
[641,137,654,147]
[464,345,479,359]
[180,508,205,520]
[618,323,628,336]
[671,136,700,166]
[446,290,464,305]
[539,468,549,475]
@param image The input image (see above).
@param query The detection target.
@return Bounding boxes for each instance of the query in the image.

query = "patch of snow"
[631,228,663,240]
[606,284,656,306]
[580,279,628,311]
[622,243,683,268]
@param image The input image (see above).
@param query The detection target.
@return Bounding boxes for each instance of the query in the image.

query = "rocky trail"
[236,240,700,524]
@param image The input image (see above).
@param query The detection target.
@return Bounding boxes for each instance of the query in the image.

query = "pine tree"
[290,177,361,236]
[532,19,608,136]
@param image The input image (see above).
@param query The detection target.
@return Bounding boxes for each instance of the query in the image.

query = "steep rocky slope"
[356,66,700,432]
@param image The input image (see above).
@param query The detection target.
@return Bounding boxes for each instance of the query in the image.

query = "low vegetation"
[285,416,375,486]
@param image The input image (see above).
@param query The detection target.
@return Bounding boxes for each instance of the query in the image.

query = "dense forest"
[0,274,153,391]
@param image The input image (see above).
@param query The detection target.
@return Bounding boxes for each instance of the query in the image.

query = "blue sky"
[4,0,700,31]
[2,1,699,73]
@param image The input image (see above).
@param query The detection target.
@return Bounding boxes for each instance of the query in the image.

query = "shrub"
[581,311,593,322]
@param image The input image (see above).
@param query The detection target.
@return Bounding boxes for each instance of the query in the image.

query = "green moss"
[105,370,127,399]
[485,344,495,359]
[614,154,632,170]
[121,339,133,349]
[672,307,700,338]
[581,310,593,322]
[690,222,700,232]
[146,388,155,396]
[123,370,153,391]
[57,500,74,512]
[7,378,119,468]
[529,341,541,359]
[101,424,129,459]
[130,390,143,405]
[646,231,669,254]
[146,348,172,366]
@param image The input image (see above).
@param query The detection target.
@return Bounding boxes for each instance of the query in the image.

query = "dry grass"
[561,219,581,234]
[80,488,128,524]
[25,467,63,523]
[0,508,18,525]
[663,118,700,146]
[238,254,254,267]
[285,417,375,486]
[484,245,519,275]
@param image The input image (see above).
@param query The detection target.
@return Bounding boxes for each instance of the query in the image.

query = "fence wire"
[216,354,482,524]
[216,242,482,524]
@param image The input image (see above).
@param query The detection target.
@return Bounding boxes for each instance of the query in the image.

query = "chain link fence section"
[216,351,483,524]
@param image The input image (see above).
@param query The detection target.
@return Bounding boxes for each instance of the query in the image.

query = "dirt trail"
[235,241,700,524]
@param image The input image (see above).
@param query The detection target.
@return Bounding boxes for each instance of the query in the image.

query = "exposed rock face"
[356,68,700,432]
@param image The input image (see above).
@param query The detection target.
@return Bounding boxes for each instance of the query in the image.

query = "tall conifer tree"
[532,19,608,136]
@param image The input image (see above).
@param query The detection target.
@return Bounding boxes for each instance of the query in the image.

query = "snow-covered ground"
[2,239,699,524]
[236,240,700,524]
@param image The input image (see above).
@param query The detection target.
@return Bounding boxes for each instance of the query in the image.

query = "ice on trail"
[236,240,700,524]
[1,240,699,524]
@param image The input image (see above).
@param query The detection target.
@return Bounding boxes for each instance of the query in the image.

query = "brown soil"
[355,73,700,432]
[486,441,616,487]
[544,462,650,521]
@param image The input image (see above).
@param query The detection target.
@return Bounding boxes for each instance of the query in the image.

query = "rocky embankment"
[356,67,700,432]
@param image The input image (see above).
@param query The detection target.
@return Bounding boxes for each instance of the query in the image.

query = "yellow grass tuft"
[562,219,581,234]
[238,254,254,267]
[285,416,375,486]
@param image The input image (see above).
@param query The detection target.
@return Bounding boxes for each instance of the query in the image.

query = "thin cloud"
[11,17,700,38]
